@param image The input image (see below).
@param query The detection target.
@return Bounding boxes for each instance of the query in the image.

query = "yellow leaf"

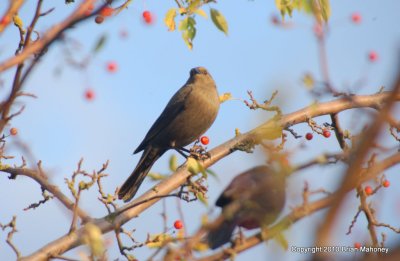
[147,233,172,248]
[219,92,232,103]
[210,8,228,35]
[13,15,23,28]
[176,228,185,239]
[195,9,207,18]
[193,241,209,252]
[164,8,177,31]
[302,73,314,89]
[178,7,186,15]
[13,14,25,33]
[201,214,208,225]
[82,223,104,257]
[235,128,241,136]
[187,157,205,175]
[254,118,283,140]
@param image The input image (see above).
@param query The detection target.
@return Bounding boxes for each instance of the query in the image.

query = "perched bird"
[207,165,286,249]
[118,67,220,202]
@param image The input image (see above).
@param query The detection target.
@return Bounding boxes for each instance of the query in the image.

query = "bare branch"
[18,91,400,260]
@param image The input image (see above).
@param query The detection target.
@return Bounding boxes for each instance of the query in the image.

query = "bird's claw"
[189,145,210,160]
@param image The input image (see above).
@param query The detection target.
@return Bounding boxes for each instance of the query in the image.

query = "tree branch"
[17,91,400,260]
[0,165,90,221]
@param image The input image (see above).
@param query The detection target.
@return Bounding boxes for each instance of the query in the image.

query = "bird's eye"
[190,67,208,77]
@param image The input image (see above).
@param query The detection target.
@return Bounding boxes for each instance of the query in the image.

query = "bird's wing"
[134,84,193,153]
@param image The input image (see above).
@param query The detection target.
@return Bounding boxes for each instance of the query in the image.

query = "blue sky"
[1,0,400,260]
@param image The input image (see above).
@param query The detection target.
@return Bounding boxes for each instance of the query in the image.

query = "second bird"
[118,67,220,202]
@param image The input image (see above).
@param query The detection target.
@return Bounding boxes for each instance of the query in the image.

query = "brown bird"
[118,67,220,202]
[207,165,286,249]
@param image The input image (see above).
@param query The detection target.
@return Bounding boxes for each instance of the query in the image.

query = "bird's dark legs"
[174,145,210,160]
[175,148,190,158]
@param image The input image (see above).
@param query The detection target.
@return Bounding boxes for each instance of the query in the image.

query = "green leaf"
[210,8,228,35]
[179,17,196,50]
[92,34,107,54]
[196,191,208,206]
[188,0,201,13]
[273,232,289,251]
[164,8,177,31]
[187,157,205,176]
[319,0,331,22]
[147,172,168,181]
[205,169,219,182]
[169,154,178,172]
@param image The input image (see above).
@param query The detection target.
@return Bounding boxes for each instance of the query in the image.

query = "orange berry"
[364,185,373,196]
[174,220,183,230]
[142,10,153,24]
[382,180,390,188]
[351,12,362,24]
[100,6,114,17]
[10,127,18,136]
[0,15,11,26]
[200,136,209,145]
[354,242,361,249]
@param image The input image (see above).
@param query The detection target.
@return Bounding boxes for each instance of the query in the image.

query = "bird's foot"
[189,145,210,160]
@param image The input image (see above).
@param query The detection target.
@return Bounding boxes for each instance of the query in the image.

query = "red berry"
[10,127,18,136]
[142,10,153,24]
[174,220,183,230]
[95,15,104,24]
[382,180,390,188]
[106,61,118,73]
[364,186,373,196]
[100,6,114,17]
[84,89,95,101]
[323,130,331,138]
[351,12,362,24]
[354,242,362,249]
[200,136,209,145]
[305,133,313,140]
[368,51,378,62]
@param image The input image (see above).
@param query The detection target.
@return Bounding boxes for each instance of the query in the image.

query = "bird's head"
[189,67,214,82]
[190,67,209,76]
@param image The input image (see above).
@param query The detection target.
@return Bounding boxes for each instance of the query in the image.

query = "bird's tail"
[207,217,237,250]
[118,147,165,202]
